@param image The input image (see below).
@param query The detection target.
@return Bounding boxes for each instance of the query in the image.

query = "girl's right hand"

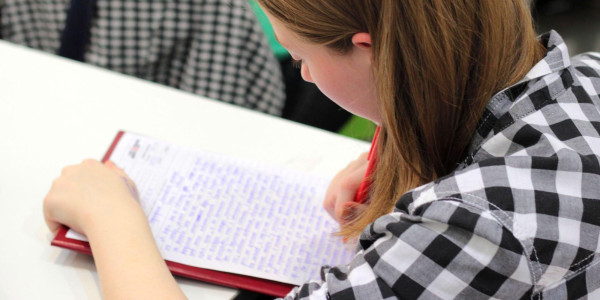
[323,152,369,224]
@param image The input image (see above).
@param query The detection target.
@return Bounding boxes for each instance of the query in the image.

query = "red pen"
[354,126,380,204]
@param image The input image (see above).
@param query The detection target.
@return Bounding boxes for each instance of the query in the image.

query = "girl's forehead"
[267,16,310,52]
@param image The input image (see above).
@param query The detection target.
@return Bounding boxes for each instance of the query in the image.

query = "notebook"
[52,131,357,297]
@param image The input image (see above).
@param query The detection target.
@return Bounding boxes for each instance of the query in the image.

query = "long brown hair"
[259,0,544,238]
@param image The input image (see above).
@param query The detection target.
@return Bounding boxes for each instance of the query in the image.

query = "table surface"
[0,40,369,299]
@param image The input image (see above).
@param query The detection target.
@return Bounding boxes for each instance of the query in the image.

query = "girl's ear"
[351,33,372,50]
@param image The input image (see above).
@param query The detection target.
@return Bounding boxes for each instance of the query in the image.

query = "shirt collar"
[517,30,572,84]
[460,31,572,168]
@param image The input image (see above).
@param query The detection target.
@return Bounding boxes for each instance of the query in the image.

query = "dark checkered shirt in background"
[0,0,285,115]
[283,31,600,299]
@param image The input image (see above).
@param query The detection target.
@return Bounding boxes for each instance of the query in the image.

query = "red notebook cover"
[51,131,295,298]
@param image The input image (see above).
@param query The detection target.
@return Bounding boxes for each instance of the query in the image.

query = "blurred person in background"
[0,0,285,115]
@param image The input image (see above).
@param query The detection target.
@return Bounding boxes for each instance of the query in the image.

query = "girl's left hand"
[43,159,141,236]
[44,160,187,299]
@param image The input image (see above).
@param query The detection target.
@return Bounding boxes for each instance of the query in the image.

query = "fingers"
[333,164,367,222]
[43,159,131,236]
[324,152,370,224]
[44,214,62,236]
[324,164,356,217]
[43,196,61,236]
[44,173,74,235]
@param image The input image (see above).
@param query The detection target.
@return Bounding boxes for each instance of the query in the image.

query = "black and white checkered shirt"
[284,31,600,299]
[0,0,285,115]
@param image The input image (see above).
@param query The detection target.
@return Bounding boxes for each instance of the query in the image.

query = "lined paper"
[68,132,355,285]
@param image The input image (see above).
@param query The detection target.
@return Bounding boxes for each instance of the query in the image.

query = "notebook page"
[69,132,356,285]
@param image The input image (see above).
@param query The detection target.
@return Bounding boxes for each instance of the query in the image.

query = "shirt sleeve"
[281,200,534,299]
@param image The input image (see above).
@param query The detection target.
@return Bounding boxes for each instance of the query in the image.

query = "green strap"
[248,0,290,61]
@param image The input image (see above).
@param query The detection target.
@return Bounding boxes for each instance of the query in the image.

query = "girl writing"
[44,0,600,298]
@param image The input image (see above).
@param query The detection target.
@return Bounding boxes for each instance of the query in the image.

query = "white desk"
[0,40,369,299]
